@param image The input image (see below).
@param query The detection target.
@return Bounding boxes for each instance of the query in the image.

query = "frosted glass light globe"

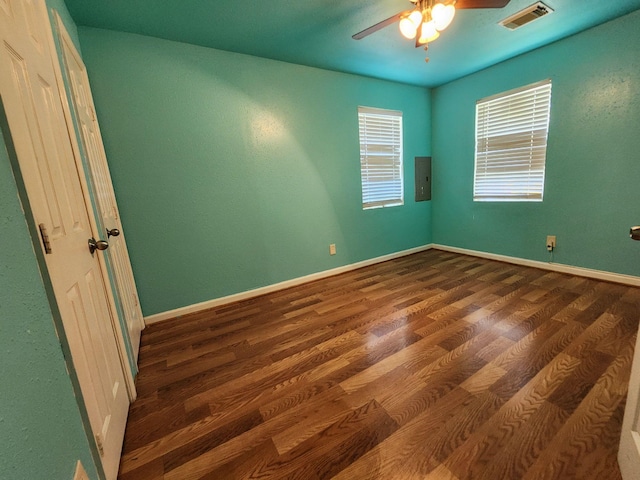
[432,3,456,31]
[409,9,423,27]
[399,16,418,39]
[419,20,440,43]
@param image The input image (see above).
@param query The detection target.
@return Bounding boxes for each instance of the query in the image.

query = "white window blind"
[474,79,552,202]
[358,106,404,209]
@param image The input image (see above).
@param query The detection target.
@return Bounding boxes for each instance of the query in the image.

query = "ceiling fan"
[353,0,512,59]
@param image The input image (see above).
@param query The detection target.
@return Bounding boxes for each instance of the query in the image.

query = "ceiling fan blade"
[455,0,511,8]
[352,11,405,40]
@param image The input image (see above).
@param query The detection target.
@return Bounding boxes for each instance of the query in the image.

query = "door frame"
[618,329,640,479]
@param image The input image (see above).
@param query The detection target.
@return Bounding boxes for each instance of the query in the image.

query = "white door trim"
[618,328,640,478]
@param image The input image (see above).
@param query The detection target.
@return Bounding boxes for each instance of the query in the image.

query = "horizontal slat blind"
[358,107,404,209]
[474,80,552,202]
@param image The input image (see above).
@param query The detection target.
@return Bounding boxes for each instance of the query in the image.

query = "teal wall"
[432,10,640,276]
[77,28,432,316]
[0,2,100,479]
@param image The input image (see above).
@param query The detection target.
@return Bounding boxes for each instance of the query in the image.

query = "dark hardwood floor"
[118,249,640,479]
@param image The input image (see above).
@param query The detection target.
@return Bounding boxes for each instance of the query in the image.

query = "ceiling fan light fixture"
[432,3,456,31]
[352,0,514,64]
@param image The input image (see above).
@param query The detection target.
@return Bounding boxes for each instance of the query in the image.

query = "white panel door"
[619,329,640,479]
[0,1,128,478]
[54,12,144,361]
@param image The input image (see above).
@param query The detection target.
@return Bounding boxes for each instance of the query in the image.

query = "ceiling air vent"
[499,2,554,30]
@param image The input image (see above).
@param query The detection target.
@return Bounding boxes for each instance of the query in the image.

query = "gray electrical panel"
[415,156,431,202]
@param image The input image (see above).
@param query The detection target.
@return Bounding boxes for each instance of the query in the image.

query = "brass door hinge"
[95,434,105,457]
[38,223,52,254]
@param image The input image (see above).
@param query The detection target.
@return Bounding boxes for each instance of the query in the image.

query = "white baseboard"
[145,243,640,325]
[433,244,640,287]
[144,244,435,325]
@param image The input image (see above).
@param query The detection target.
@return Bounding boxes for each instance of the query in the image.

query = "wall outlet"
[546,235,556,252]
[329,244,336,255]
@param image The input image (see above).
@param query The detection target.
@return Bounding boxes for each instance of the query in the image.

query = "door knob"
[106,228,120,238]
[88,237,109,254]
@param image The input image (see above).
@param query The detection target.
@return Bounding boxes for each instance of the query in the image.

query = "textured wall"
[77,28,432,316]
[432,10,640,275]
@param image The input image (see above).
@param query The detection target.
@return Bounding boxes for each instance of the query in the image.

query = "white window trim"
[358,106,404,210]
[473,79,552,202]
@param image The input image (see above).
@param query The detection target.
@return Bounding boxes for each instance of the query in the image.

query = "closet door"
[54,12,144,361]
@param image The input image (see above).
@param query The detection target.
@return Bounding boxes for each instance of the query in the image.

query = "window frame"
[473,79,552,202]
[357,106,404,210]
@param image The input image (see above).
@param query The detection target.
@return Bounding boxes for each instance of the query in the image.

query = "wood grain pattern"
[118,250,639,479]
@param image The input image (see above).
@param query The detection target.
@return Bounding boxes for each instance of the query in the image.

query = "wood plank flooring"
[118,250,640,479]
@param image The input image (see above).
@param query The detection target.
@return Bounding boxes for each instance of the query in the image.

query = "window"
[474,79,552,202]
[358,106,404,209]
